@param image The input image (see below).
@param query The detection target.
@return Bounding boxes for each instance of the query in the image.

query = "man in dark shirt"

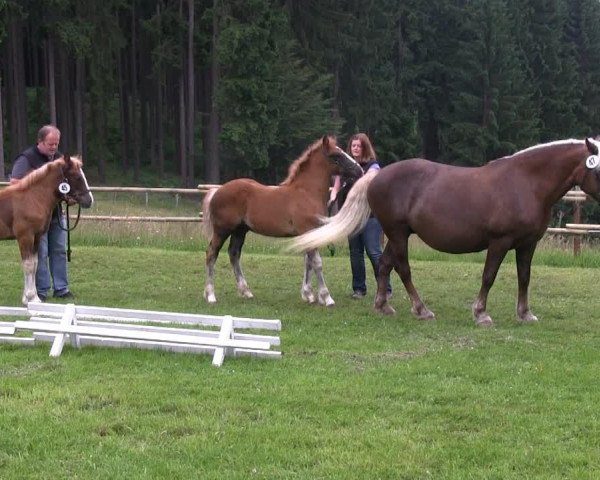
[11,125,73,301]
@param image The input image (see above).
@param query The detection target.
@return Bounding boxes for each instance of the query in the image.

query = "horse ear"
[322,135,337,151]
[585,138,599,155]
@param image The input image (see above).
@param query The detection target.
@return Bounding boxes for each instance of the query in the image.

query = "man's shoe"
[38,293,47,302]
[351,290,366,299]
[54,291,74,299]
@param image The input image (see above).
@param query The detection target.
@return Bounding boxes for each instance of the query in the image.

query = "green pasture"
[1,209,600,478]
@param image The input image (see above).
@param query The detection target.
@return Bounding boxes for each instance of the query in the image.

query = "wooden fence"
[1,182,598,254]
[544,189,600,255]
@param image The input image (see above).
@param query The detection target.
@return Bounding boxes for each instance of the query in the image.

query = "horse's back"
[210,178,324,237]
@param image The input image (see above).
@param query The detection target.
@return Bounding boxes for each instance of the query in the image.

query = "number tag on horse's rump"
[586,155,600,170]
[58,182,71,194]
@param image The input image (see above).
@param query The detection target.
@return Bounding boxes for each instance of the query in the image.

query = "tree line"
[1,0,600,187]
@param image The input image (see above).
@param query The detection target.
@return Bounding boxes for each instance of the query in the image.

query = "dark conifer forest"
[1,0,600,187]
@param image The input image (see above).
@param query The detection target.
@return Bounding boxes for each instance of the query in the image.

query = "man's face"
[37,131,60,158]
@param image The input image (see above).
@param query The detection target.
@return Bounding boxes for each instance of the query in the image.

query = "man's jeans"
[36,212,69,297]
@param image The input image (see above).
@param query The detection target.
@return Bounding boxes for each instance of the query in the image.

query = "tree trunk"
[47,37,57,125]
[178,0,187,186]
[186,0,195,187]
[0,74,5,180]
[118,48,131,172]
[156,75,165,176]
[57,47,74,154]
[131,0,141,182]
[7,17,28,159]
[75,58,86,158]
[179,72,187,186]
[206,0,220,183]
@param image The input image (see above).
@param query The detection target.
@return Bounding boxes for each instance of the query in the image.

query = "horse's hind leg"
[204,232,229,304]
[304,249,334,306]
[515,243,538,322]
[377,230,434,319]
[228,226,254,299]
[374,243,396,315]
[301,252,316,303]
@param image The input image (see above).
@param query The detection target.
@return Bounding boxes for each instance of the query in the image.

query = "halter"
[56,166,92,261]
[579,153,600,193]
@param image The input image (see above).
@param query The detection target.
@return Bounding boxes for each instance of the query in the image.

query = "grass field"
[1,214,600,478]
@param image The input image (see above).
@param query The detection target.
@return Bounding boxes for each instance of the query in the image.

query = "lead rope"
[66,203,71,262]
[57,201,83,262]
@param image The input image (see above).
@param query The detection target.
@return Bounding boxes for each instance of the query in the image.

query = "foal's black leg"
[228,225,253,299]
[515,243,538,322]
[204,231,230,303]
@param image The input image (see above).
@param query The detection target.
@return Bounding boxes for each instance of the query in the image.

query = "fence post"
[573,201,582,256]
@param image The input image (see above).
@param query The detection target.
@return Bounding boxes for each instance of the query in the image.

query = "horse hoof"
[475,314,494,326]
[375,304,396,316]
[204,293,217,304]
[519,312,538,323]
[316,291,335,306]
[302,292,315,303]
[241,291,254,300]
[411,306,435,320]
[320,296,335,307]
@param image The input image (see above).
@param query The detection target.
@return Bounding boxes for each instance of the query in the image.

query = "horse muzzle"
[71,192,94,209]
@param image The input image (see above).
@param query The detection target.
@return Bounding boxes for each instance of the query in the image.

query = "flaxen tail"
[288,169,378,252]
[201,188,218,239]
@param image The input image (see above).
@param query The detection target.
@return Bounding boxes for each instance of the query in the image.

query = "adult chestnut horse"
[202,135,363,305]
[290,138,600,325]
[0,155,94,305]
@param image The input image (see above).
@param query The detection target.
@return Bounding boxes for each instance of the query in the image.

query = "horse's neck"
[28,170,61,214]
[290,159,331,196]
[525,143,585,203]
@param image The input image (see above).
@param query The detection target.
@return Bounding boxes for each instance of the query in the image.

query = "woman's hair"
[346,133,376,162]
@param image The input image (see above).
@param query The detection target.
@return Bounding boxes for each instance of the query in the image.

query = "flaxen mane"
[280,138,326,186]
[7,156,84,193]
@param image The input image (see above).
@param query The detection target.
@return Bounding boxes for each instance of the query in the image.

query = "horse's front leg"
[305,249,334,306]
[301,252,316,303]
[515,243,538,322]
[228,228,254,299]
[21,254,41,305]
[472,243,509,326]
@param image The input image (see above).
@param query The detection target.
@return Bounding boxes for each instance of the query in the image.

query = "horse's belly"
[416,225,487,254]
[0,223,15,240]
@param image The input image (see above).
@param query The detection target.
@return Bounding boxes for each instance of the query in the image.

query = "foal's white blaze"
[335,146,359,166]
[80,169,94,206]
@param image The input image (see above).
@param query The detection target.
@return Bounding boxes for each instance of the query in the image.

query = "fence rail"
[1,182,598,253]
